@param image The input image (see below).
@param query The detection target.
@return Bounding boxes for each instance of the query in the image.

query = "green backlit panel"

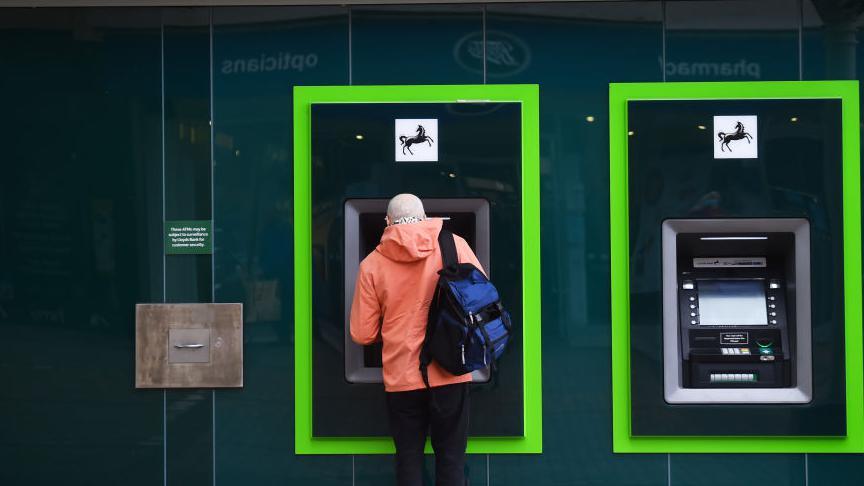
[609,80,863,453]
[212,6,353,483]
[294,84,542,454]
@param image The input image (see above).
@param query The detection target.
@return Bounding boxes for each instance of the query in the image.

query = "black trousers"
[385,383,470,486]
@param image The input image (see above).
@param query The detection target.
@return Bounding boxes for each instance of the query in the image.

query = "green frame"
[293,85,542,454]
[609,81,863,453]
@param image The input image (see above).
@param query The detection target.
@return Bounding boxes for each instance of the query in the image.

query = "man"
[350,194,484,486]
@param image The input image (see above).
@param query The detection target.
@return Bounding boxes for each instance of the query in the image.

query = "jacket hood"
[376,218,443,263]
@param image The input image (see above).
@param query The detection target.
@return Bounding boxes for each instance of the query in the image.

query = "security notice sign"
[165,220,212,255]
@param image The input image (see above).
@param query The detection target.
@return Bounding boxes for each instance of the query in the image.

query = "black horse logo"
[399,125,434,155]
[717,121,753,152]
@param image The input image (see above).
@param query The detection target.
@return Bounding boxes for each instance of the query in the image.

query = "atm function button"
[770,312,777,317]
[690,312,697,317]
[691,320,697,325]
[682,281,695,290]
[770,319,778,324]
[769,281,781,289]
[768,296,776,301]
[689,296,696,302]
[769,304,776,309]
[741,348,751,355]
[690,304,696,309]
[721,348,729,355]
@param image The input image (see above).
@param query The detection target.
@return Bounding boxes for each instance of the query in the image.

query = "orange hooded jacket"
[349,218,483,392]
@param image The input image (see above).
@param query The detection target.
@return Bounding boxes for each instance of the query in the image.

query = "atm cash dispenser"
[662,219,811,403]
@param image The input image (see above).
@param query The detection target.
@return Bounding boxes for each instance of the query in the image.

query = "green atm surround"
[293,85,542,454]
[609,81,864,453]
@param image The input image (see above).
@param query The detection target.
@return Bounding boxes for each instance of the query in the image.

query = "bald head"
[386,193,426,225]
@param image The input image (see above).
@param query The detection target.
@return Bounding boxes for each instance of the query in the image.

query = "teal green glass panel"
[162,9,214,486]
[350,7,486,481]
[304,5,503,482]
[486,3,668,485]
[212,6,352,484]
[351,5,483,85]
[808,455,864,486]
[801,2,863,81]
[664,1,805,481]
[801,5,864,484]
[671,455,805,486]
[164,10,213,305]
[665,0,799,82]
[0,8,163,485]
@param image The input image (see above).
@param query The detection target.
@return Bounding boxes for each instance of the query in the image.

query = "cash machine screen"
[697,280,768,326]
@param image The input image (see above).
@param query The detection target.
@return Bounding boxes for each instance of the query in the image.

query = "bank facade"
[2,1,864,485]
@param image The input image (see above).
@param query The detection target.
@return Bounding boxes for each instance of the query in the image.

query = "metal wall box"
[136,303,243,388]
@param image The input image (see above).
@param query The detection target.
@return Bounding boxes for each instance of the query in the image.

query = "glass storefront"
[2,2,864,485]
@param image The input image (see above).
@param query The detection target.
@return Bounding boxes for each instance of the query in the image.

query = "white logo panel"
[714,115,757,159]
[395,119,438,162]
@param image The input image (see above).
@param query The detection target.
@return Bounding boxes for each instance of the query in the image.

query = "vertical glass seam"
[209,7,216,486]
[482,7,488,479]
[348,6,354,481]
[482,4,487,84]
[486,454,490,486]
[661,2,670,481]
[160,16,167,486]
[667,452,672,486]
[661,0,667,82]
[797,0,804,80]
[348,6,353,85]
[799,0,806,473]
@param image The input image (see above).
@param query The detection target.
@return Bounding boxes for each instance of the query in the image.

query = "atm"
[343,198,491,383]
[662,218,811,404]
[618,85,855,444]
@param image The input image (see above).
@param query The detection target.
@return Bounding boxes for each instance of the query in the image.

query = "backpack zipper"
[461,344,465,365]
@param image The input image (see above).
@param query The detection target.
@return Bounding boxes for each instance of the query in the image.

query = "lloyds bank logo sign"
[454,31,531,77]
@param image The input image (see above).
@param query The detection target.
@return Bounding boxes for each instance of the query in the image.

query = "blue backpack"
[419,230,512,387]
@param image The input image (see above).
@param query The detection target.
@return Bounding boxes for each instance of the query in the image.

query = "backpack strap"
[438,229,458,269]
[419,285,439,389]
[420,229,458,390]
